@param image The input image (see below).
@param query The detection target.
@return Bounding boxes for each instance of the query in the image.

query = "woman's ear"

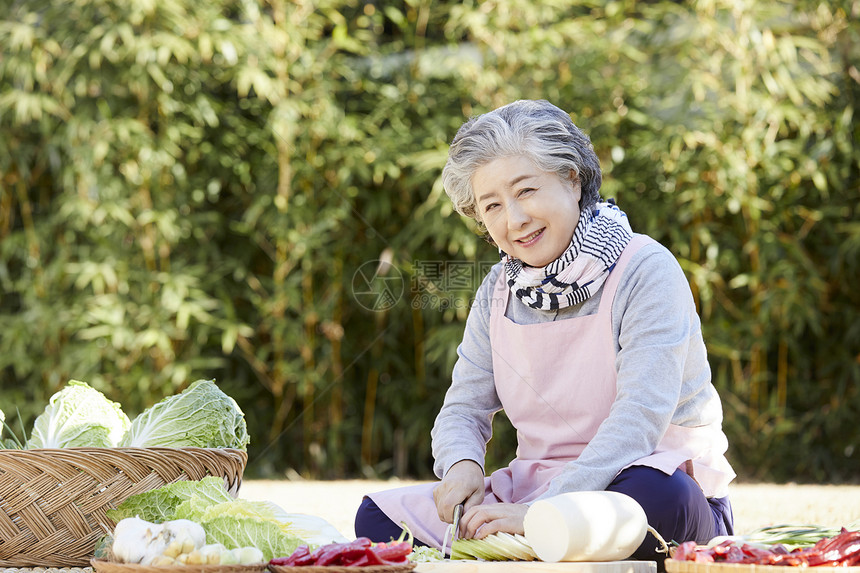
[568,171,582,202]
[474,219,495,245]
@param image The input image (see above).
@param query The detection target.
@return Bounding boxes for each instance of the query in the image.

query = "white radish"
[523,491,648,562]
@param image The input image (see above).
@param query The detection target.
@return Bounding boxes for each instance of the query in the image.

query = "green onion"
[450,532,538,561]
[408,545,445,562]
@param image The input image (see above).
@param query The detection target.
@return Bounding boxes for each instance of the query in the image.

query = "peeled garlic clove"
[236,546,264,565]
[149,555,177,567]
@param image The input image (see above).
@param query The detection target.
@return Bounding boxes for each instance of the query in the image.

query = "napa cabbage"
[26,380,130,449]
[119,379,249,450]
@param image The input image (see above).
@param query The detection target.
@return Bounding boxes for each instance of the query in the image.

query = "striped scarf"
[503,201,633,310]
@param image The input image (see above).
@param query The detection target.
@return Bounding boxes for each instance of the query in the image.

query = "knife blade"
[446,502,465,559]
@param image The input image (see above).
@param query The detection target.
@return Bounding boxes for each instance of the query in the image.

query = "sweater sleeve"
[541,243,707,498]
[431,264,505,479]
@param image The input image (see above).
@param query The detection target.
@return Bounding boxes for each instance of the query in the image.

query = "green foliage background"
[1,0,858,482]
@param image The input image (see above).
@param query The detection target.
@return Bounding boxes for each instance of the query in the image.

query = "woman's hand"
[460,503,529,539]
[433,460,485,523]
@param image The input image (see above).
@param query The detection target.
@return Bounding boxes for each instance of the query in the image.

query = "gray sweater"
[430,234,727,500]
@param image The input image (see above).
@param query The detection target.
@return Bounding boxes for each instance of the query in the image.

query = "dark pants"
[611,466,733,560]
[354,466,733,560]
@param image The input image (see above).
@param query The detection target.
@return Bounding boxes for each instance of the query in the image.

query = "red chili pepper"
[320,547,369,566]
[310,539,374,566]
[709,541,733,556]
[672,541,697,561]
[693,551,715,563]
[373,540,412,563]
[720,544,748,562]
[275,538,377,567]
[347,547,386,567]
[289,553,315,566]
[671,529,860,567]
[740,544,773,563]
[270,545,312,566]
[809,531,860,566]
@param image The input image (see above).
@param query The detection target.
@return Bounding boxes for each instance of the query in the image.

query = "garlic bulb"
[112,517,163,564]
[111,517,206,565]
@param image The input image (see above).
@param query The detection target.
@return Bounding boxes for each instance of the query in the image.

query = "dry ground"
[240,479,860,541]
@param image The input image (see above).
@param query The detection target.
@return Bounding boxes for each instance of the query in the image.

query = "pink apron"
[368,235,734,548]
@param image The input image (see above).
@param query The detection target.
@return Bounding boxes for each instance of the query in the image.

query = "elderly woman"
[353,100,735,561]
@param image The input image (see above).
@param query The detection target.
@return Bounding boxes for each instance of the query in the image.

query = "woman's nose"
[507,202,530,229]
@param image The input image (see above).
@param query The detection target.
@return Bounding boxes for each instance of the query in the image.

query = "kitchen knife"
[445,502,465,559]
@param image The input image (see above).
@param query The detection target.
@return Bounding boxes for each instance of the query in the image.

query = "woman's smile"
[472,155,582,267]
[516,228,545,246]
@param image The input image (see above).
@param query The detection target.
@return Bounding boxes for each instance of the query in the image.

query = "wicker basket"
[0,447,247,568]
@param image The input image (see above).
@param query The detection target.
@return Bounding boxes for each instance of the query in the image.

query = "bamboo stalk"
[413,299,426,398]
[777,337,788,414]
[302,260,316,470]
[362,312,387,469]
[749,341,762,430]
[0,178,14,237]
[329,254,345,475]
[361,366,379,468]
[15,180,43,297]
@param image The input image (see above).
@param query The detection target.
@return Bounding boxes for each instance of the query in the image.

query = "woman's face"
[473,155,581,267]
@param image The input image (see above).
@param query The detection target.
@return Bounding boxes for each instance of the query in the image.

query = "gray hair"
[441,99,602,229]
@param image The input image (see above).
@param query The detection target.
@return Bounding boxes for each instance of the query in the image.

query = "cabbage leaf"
[202,515,301,562]
[107,476,233,523]
[119,379,250,450]
[26,380,130,449]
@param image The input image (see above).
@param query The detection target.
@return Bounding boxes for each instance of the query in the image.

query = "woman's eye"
[483,203,499,212]
[518,187,536,197]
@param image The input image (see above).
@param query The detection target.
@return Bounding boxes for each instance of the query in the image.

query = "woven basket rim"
[91,558,268,573]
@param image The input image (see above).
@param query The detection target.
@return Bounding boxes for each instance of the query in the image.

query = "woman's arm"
[542,243,711,497]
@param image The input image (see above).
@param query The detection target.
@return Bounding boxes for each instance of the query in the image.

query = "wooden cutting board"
[416,561,657,573]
